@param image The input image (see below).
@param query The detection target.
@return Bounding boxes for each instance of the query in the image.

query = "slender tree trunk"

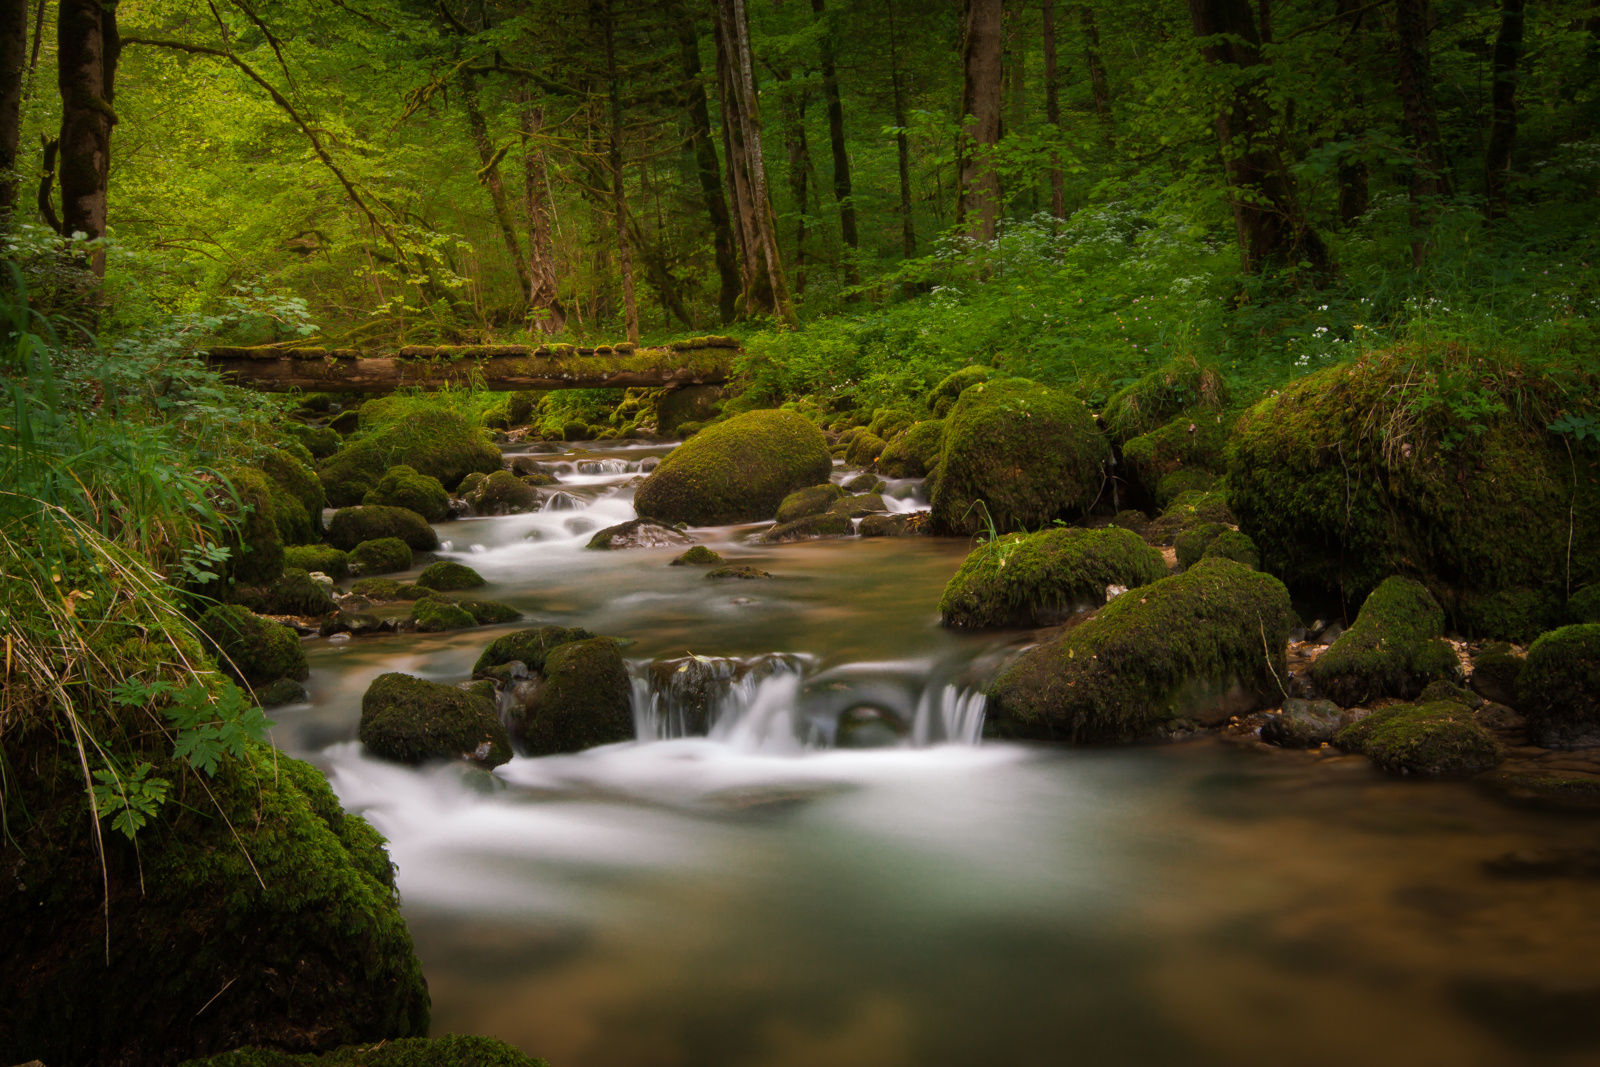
[1188,0,1330,276]
[1394,0,1450,266]
[519,95,566,333]
[1080,4,1112,139]
[1334,0,1369,226]
[1005,6,1024,135]
[775,70,812,295]
[959,0,1004,242]
[601,0,639,343]
[463,76,534,318]
[810,0,858,286]
[1042,0,1065,220]
[887,0,916,259]
[1484,0,1526,221]
[0,0,25,219]
[28,0,43,75]
[58,0,118,276]
[675,4,740,323]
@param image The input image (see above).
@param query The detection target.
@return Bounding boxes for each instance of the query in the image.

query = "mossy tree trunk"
[57,0,118,276]
[0,0,24,220]
[674,3,741,324]
[518,94,567,334]
[958,0,1003,242]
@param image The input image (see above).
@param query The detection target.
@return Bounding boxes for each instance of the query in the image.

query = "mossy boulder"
[1260,698,1347,748]
[284,544,349,581]
[232,566,337,617]
[828,493,887,518]
[844,431,887,467]
[1174,522,1228,569]
[416,560,486,591]
[1101,354,1230,443]
[351,577,402,599]
[926,365,992,417]
[473,625,597,675]
[465,469,538,516]
[671,545,724,565]
[457,599,521,625]
[1227,351,1600,639]
[868,407,917,440]
[1518,624,1600,748]
[318,410,502,508]
[350,537,413,576]
[1144,490,1235,546]
[326,506,438,553]
[218,467,286,587]
[859,512,926,537]
[1470,643,1523,706]
[179,1035,548,1067]
[359,672,511,767]
[363,465,450,523]
[843,473,887,493]
[986,557,1293,742]
[585,518,695,550]
[940,527,1168,628]
[758,512,853,543]
[1308,577,1460,706]
[198,604,307,687]
[262,448,327,543]
[657,384,724,436]
[633,409,831,526]
[409,598,477,633]
[1569,584,1600,624]
[877,419,945,479]
[1201,529,1260,570]
[776,483,847,524]
[508,638,634,755]
[929,379,1108,536]
[1154,468,1219,509]
[1335,699,1504,774]
[280,420,342,460]
[1120,414,1228,503]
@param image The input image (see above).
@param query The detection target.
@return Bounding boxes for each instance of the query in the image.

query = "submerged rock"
[670,545,724,566]
[1308,577,1460,706]
[1518,623,1600,748]
[1335,698,1503,774]
[633,409,832,526]
[940,526,1168,629]
[360,672,511,768]
[586,518,695,550]
[326,506,439,553]
[198,604,308,687]
[757,513,852,543]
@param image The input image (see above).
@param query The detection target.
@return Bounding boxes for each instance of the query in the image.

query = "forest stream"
[270,441,1600,1067]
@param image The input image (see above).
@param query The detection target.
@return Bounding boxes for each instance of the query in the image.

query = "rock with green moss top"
[179,1035,548,1067]
[1101,355,1230,443]
[707,564,771,579]
[1201,530,1259,570]
[926,366,993,417]
[1,743,428,1067]
[1144,490,1235,546]
[252,677,310,708]
[1260,698,1347,748]
[868,407,917,440]
[877,419,944,478]
[1154,468,1218,509]
[929,379,1108,537]
[319,611,385,638]
[859,513,925,537]
[1308,577,1460,706]
[350,537,413,576]
[758,512,853,543]
[284,544,349,581]
[199,604,307,687]
[456,599,522,625]
[466,469,538,515]
[777,483,847,523]
[828,493,887,519]
[515,637,634,756]
[1121,413,1229,502]
[586,518,695,550]
[671,545,724,566]
[474,625,598,675]
[410,598,477,633]
[317,409,502,508]
[844,431,887,467]
[986,557,1293,742]
[1517,624,1600,747]
[1570,584,1600,624]
[216,468,286,587]
[1470,643,1523,706]
[843,473,887,493]
[232,567,337,617]
[1335,699,1503,774]
[941,527,1168,629]
[360,672,510,767]
[280,420,342,460]
[456,471,486,497]
[1227,353,1600,639]
[633,409,831,526]
[657,384,725,436]
[351,576,402,599]
[262,448,327,542]
[1110,509,1150,536]
[326,506,438,552]
[417,560,486,591]
[1174,522,1228,570]
[363,465,450,523]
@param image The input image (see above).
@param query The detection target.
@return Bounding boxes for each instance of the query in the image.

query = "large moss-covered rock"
[1518,624,1600,748]
[416,560,486,591]
[940,527,1168,628]
[231,567,337,617]
[1308,577,1459,706]
[877,419,945,478]
[986,557,1293,742]
[262,449,327,543]
[518,637,634,756]
[925,365,992,418]
[0,744,430,1066]
[218,468,286,587]
[867,407,917,440]
[1121,413,1228,501]
[198,604,308,687]
[359,672,511,767]
[179,1035,547,1067]
[1101,355,1230,443]
[363,465,450,523]
[350,537,412,576]
[326,506,439,552]
[929,379,1108,536]
[283,544,349,581]
[633,409,831,526]
[1174,522,1228,570]
[280,420,342,460]
[1335,699,1503,774]
[465,469,538,516]
[409,597,477,633]
[473,625,597,675]
[318,410,502,508]
[776,483,846,524]
[1227,352,1600,639]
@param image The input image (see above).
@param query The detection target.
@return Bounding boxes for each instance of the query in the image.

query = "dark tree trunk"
[1188,0,1330,276]
[1080,4,1112,138]
[601,0,640,343]
[1394,0,1450,265]
[1334,0,1369,226]
[519,96,566,334]
[810,0,858,286]
[1484,0,1527,221]
[58,0,119,276]
[775,71,812,295]
[887,0,916,259]
[959,0,1004,242]
[463,75,535,317]
[675,5,740,323]
[1043,0,1065,219]
[0,0,24,219]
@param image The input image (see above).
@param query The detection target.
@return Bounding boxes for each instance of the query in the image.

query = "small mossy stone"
[519,638,634,756]
[199,604,308,687]
[844,431,887,467]
[671,545,724,566]
[363,465,450,522]
[410,598,477,633]
[1309,577,1460,706]
[843,473,888,494]
[940,526,1169,628]
[987,557,1294,742]
[1174,522,1228,570]
[657,384,725,436]
[633,410,832,526]
[326,506,438,552]
[351,576,402,599]
[231,566,337,617]
[1471,647,1524,706]
[1201,529,1260,570]
[1570,584,1600,624]
[1144,490,1235,546]
[926,366,992,417]
[828,493,888,519]
[473,625,597,675]
[252,677,310,708]
[318,409,502,507]
[707,565,771,579]
[283,544,349,581]
[1518,624,1600,748]
[395,584,427,601]
[457,599,522,625]
[280,420,342,460]
[1260,698,1346,748]
[867,407,918,440]
[758,513,853,543]
[1121,414,1228,501]
[466,469,538,515]
[1335,699,1503,774]
[877,419,945,479]
[350,537,413,576]
[776,483,847,524]
[457,471,487,497]
[417,560,486,591]
[359,672,511,767]
[1154,468,1219,509]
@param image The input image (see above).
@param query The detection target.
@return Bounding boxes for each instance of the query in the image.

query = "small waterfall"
[910,685,987,746]
[575,458,634,475]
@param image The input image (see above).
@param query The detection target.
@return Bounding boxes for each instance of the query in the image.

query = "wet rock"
[1470,642,1524,706]
[1309,577,1460,706]
[1518,623,1600,748]
[877,420,944,479]
[564,517,597,536]
[521,473,559,488]
[508,455,555,477]
[465,469,538,515]
[409,597,476,633]
[1260,698,1346,748]
[198,604,308,687]
[541,490,582,511]
[231,566,337,617]
[835,705,908,748]
[1476,769,1600,812]
[707,565,771,579]
[843,473,888,494]
[416,560,486,591]
[319,611,384,638]
[940,526,1168,628]
[585,518,696,550]
[1334,698,1503,775]
[362,465,450,522]
[326,506,439,553]
[775,483,846,524]
[757,513,852,543]
[859,512,926,537]
[517,638,634,756]
[647,655,741,735]
[283,544,350,582]
[634,409,832,526]
[473,625,597,674]
[671,545,724,566]
[252,677,310,708]
[348,537,412,576]
[359,672,511,768]
[828,493,888,519]
[350,576,402,600]
[456,599,522,625]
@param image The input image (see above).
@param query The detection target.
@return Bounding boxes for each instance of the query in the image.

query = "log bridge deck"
[204,336,739,393]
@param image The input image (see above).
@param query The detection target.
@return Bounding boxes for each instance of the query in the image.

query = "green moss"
[844,431,887,467]
[633,410,832,526]
[1308,577,1460,705]
[1120,413,1229,502]
[843,473,888,493]
[828,493,887,518]
[868,407,917,440]
[262,448,327,542]
[350,537,413,576]
[456,471,486,497]
[929,378,1109,536]
[1570,584,1600,624]
[326,506,439,552]
[940,526,1169,628]
[179,1035,548,1067]
[518,638,634,755]
[284,544,349,581]
[231,566,337,617]
[280,420,342,460]
[351,576,402,599]
[466,469,538,515]
[671,545,724,566]
[877,419,945,479]
[1518,623,1600,747]
[1144,490,1236,545]
[456,599,522,625]
[926,365,992,418]
[758,512,853,543]
[473,625,597,675]
[1470,645,1523,705]
[416,560,486,592]
[1100,354,1230,443]
[1461,587,1566,645]
[363,465,450,523]
[1335,699,1503,774]
[410,597,477,632]
[1174,522,1228,570]
[986,557,1293,742]
[1201,529,1260,570]
[776,483,847,523]
[1154,468,1219,508]
[220,467,286,586]
[359,672,511,767]
[318,410,502,507]
[657,384,724,436]
[198,604,307,686]
[706,564,772,578]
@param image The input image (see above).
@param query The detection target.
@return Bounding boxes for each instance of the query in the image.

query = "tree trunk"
[1394,0,1450,266]
[1188,0,1330,276]
[675,4,740,323]
[774,69,812,295]
[1005,6,1024,136]
[1484,0,1527,221]
[0,0,24,219]
[810,0,858,286]
[887,0,916,259]
[1334,0,1369,226]
[57,0,119,276]
[519,96,566,334]
[1080,4,1112,139]
[463,75,535,318]
[958,0,1004,242]
[601,0,640,343]
[1042,0,1065,220]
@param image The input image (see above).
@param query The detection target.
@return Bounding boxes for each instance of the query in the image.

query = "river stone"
[349,537,412,576]
[362,465,450,523]
[633,409,831,526]
[671,545,724,566]
[1518,624,1600,748]
[878,420,945,479]
[410,597,477,632]
[828,493,888,519]
[758,513,852,543]
[776,483,846,524]
[252,677,310,708]
[360,672,511,768]
[843,473,888,494]
[473,625,598,675]
[940,526,1168,629]
[1334,698,1503,775]
[326,506,439,552]
[517,638,634,756]
[1470,643,1524,706]
[707,565,771,579]
[416,560,487,591]
[859,513,924,537]
[230,566,337,617]
[1260,698,1346,748]
[319,611,384,638]
[1308,577,1460,706]
[586,518,696,550]
[466,469,539,515]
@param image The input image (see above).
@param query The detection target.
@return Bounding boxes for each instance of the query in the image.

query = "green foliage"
[91,762,170,842]
[113,678,276,778]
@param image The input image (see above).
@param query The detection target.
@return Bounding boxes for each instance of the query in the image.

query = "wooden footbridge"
[203,336,738,393]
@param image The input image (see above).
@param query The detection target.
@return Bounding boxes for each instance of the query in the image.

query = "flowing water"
[275,441,1600,1067]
